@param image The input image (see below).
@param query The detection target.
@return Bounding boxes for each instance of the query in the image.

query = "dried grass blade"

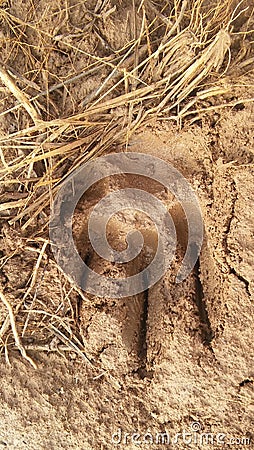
[0,290,37,369]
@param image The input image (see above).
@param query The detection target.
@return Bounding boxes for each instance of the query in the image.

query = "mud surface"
[1,120,254,449]
[0,1,253,449]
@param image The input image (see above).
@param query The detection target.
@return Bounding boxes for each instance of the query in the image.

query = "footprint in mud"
[73,162,213,378]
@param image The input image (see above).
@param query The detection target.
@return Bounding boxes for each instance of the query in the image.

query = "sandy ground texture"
[1,121,254,450]
[0,0,253,449]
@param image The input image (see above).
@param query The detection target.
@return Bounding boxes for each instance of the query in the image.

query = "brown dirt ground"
[0,1,253,449]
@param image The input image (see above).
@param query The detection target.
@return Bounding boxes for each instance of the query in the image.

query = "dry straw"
[0,0,253,368]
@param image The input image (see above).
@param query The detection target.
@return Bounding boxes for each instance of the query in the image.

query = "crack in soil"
[194,258,215,348]
[222,179,251,297]
[229,268,251,297]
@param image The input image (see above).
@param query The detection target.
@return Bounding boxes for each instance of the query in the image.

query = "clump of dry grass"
[0,0,253,368]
